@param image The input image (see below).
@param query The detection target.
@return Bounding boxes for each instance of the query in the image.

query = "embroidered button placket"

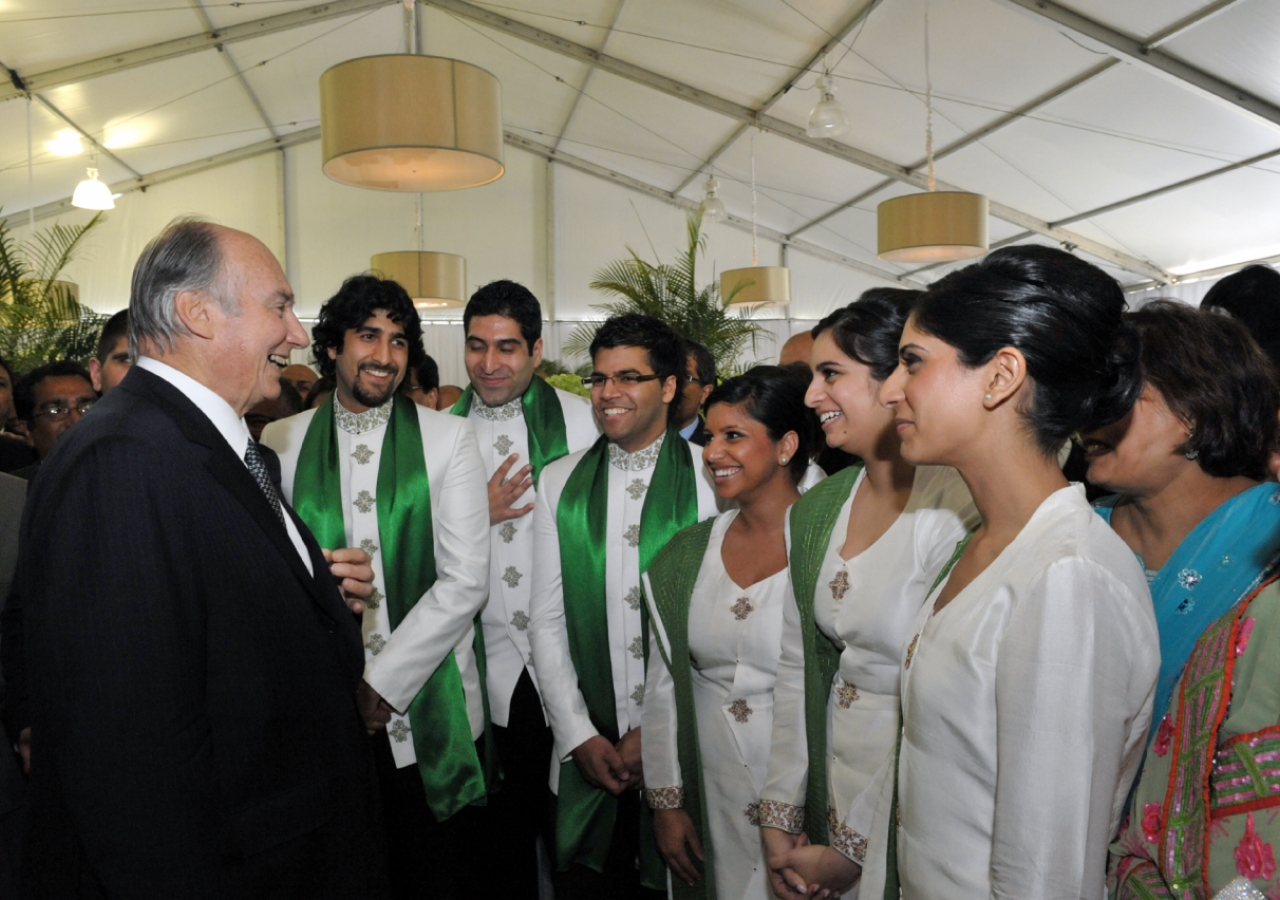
[335,399,392,435]
[472,396,522,422]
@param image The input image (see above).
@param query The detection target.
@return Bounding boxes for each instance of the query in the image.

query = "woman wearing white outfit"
[759,291,978,900]
[877,246,1161,900]
[642,367,816,900]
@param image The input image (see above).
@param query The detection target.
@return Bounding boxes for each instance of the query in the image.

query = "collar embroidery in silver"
[472,396,523,421]
[609,433,665,471]
[334,399,392,435]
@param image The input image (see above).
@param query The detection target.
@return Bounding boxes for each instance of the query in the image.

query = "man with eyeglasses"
[675,338,715,447]
[528,313,718,899]
[10,361,97,481]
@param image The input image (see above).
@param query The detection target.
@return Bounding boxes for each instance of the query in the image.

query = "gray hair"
[128,218,239,356]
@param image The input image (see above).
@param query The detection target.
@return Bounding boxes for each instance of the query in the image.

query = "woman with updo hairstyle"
[641,366,817,900]
[876,246,1160,900]
[758,288,978,900]
[1096,302,1280,900]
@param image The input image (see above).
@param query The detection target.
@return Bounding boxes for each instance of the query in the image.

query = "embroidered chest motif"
[904,632,921,669]
[502,566,523,588]
[365,633,386,655]
[335,400,391,435]
[473,397,522,421]
[354,490,375,514]
[624,524,641,548]
[389,720,410,743]
[1177,568,1201,590]
[493,434,514,456]
[625,586,642,611]
[828,567,850,601]
[499,521,517,544]
[360,538,378,556]
[729,699,753,723]
[366,587,383,610]
[352,444,374,465]
[731,596,754,620]
[835,678,860,708]
[630,683,645,706]
[510,610,530,631]
[626,478,648,500]
[629,636,644,659]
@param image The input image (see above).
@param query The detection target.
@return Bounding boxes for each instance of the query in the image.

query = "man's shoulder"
[414,401,472,442]
[553,387,599,448]
[540,444,595,500]
[260,407,318,454]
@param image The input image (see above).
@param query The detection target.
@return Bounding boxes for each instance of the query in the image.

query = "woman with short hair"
[1096,301,1280,900]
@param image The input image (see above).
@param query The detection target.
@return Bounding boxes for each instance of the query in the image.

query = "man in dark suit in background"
[16,219,385,898]
[675,337,714,445]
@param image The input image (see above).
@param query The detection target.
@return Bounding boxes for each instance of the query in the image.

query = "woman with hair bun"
[640,366,817,900]
[758,288,978,900]
[880,246,1160,900]
[1096,302,1280,900]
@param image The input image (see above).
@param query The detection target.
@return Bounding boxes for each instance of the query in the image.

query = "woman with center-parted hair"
[879,246,1160,900]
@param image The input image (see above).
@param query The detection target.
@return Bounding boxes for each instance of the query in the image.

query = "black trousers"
[487,668,553,898]
[371,730,486,900]
[551,788,665,900]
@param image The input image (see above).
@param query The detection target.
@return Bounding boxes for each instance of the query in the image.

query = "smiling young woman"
[640,366,814,900]
[755,288,979,900]
[878,245,1160,900]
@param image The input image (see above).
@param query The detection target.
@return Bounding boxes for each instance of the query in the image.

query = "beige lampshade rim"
[324,144,504,165]
[322,53,503,84]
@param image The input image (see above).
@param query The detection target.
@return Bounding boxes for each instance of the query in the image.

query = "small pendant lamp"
[722,132,791,309]
[371,251,467,310]
[72,164,114,211]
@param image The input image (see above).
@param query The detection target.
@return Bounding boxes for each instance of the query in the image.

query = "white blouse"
[643,510,789,900]
[897,485,1159,900]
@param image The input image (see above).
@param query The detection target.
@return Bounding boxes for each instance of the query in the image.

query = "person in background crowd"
[245,379,303,443]
[281,363,319,401]
[0,472,26,900]
[528,313,719,899]
[401,353,440,410]
[89,309,132,394]
[305,374,335,410]
[451,279,598,898]
[13,218,382,898]
[437,384,463,411]
[675,338,715,446]
[642,367,813,899]
[11,360,97,480]
[778,331,814,368]
[877,246,1158,900]
[0,355,36,473]
[761,288,978,900]
[262,274,490,900]
[1098,302,1280,900]
[1201,264,1280,367]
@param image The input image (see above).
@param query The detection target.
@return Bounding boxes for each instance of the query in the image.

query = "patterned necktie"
[244,438,284,524]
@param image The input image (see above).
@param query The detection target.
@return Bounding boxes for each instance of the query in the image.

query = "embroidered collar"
[609,433,665,471]
[334,398,392,435]
[472,395,523,422]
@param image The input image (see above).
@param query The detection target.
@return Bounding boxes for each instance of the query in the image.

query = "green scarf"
[554,431,701,888]
[450,375,569,485]
[293,394,487,821]
[645,517,718,900]
[785,464,863,845]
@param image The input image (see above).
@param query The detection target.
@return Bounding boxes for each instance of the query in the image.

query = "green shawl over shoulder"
[645,517,718,900]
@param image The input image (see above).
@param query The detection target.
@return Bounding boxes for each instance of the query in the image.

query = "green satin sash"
[293,394,487,821]
[554,431,700,888]
[646,517,718,900]
[450,375,569,485]
[786,464,862,845]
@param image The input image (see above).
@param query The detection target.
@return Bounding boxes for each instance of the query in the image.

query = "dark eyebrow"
[899,343,925,357]
[814,359,843,369]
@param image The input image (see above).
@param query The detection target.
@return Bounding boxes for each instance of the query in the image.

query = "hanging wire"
[750,129,759,266]
[27,97,36,240]
[924,2,935,193]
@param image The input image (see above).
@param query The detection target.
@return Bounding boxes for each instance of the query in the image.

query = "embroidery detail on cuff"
[729,699,753,722]
[827,807,868,864]
[354,490,375,514]
[494,434,514,456]
[744,801,762,826]
[757,800,804,834]
[352,444,374,465]
[500,521,517,544]
[645,786,684,809]
[389,720,410,743]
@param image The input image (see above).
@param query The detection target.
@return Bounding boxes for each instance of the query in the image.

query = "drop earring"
[1184,428,1199,460]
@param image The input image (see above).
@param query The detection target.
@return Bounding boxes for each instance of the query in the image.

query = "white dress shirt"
[137,356,312,575]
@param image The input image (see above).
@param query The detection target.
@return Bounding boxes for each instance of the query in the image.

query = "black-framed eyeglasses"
[581,373,662,389]
[35,400,95,421]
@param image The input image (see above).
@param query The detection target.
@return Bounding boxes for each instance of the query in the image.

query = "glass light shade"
[722,266,791,309]
[321,55,504,192]
[701,196,727,222]
[877,191,989,263]
[71,169,114,210]
[371,251,467,309]
[807,76,851,139]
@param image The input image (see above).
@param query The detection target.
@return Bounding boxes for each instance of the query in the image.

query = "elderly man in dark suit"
[15,219,385,898]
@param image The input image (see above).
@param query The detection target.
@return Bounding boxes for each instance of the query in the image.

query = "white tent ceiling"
[1,0,1279,295]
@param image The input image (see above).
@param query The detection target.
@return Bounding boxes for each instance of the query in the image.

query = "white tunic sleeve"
[990,556,1154,900]
[640,571,683,808]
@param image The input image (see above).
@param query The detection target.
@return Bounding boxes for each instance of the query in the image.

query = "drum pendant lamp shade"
[877,191,989,264]
[321,55,504,192]
[722,266,790,309]
[372,251,467,309]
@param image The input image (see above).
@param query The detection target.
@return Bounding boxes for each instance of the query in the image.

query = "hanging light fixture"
[72,160,114,210]
[877,4,986,263]
[722,131,790,309]
[700,177,727,222]
[372,251,466,310]
[806,74,851,139]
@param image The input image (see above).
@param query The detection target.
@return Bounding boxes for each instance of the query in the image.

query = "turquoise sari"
[1095,481,1280,737]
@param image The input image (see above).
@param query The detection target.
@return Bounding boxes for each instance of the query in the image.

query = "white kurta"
[642,510,789,900]
[262,401,490,769]
[528,433,721,791]
[760,466,977,875]
[465,387,598,727]
[896,485,1159,900]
